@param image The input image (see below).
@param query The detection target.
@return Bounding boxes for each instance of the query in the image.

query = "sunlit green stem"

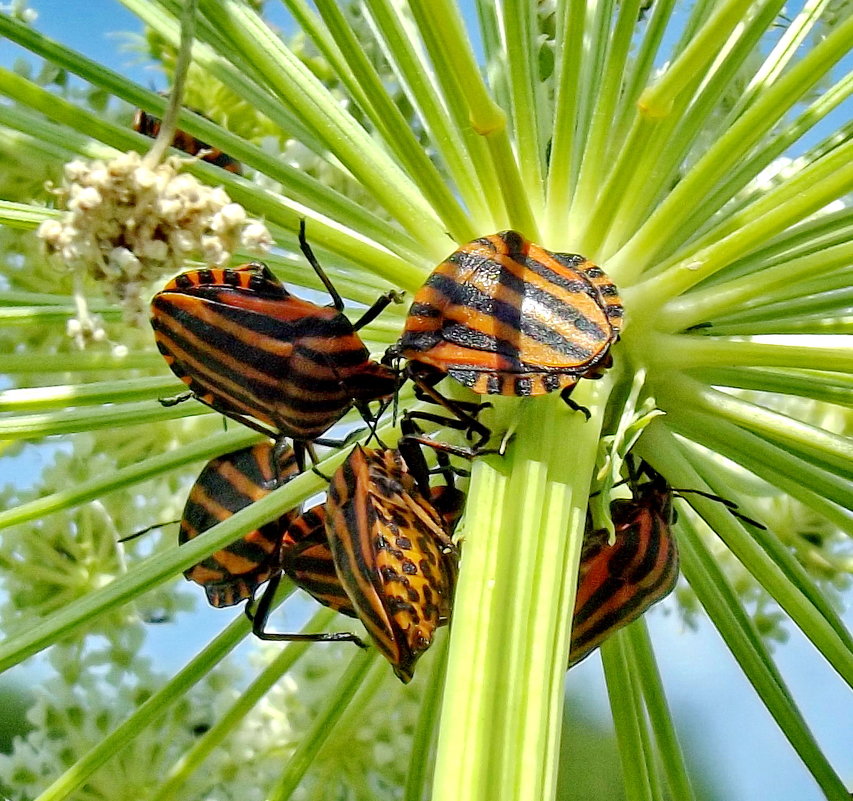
[433,381,609,801]
[661,240,853,331]
[500,0,545,215]
[267,649,380,801]
[33,613,254,801]
[362,0,494,227]
[614,12,853,278]
[601,634,654,801]
[638,0,770,118]
[150,608,338,801]
[625,623,696,801]
[676,514,851,800]
[544,0,585,240]
[409,0,539,236]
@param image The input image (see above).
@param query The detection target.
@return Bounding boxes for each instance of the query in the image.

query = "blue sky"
[2,2,851,800]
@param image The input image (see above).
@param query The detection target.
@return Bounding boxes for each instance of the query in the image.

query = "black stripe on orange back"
[439,262,606,348]
[281,507,357,616]
[419,272,599,360]
[572,513,662,626]
[169,268,286,297]
[326,452,398,654]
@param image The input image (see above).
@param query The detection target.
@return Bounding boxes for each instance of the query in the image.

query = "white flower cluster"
[38,151,273,336]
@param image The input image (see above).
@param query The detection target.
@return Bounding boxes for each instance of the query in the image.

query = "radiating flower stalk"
[0,2,850,801]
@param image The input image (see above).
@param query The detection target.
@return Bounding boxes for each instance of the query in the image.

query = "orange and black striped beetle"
[385,230,623,430]
[132,105,243,174]
[252,442,464,683]
[150,221,401,468]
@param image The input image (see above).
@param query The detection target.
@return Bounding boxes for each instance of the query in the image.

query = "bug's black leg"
[411,374,492,447]
[118,519,180,543]
[559,385,591,420]
[297,219,345,312]
[247,573,368,647]
[159,390,195,407]
[351,290,406,332]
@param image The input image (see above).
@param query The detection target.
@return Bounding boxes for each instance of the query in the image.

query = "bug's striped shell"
[132,107,243,174]
[150,263,397,441]
[180,442,300,607]
[568,477,678,667]
[397,230,623,396]
[321,445,459,683]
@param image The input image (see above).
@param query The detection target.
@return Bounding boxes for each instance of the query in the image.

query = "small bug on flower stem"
[253,443,463,683]
[132,104,243,174]
[385,230,623,429]
[568,459,765,667]
[177,441,301,608]
[150,221,401,469]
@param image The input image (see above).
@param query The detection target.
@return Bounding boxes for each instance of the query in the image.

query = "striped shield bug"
[253,444,462,683]
[386,230,623,419]
[150,221,400,467]
[568,466,678,667]
[568,460,765,667]
[132,105,243,175]
[179,441,301,608]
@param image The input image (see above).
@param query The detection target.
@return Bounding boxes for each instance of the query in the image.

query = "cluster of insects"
[136,107,756,680]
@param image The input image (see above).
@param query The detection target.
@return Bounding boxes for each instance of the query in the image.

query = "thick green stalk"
[433,382,609,801]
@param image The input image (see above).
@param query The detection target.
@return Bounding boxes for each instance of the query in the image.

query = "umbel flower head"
[37,151,272,340]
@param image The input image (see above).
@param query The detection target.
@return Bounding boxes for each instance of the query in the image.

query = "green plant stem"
[571,0,642,249]
[309,0,477,243]
[544,0,586,238]
[362,0,493,227]
[606,0,677,157]
[659,405,852,530]
[650,334,853,374]
[676,515,850,800]
[0,199,60,227]
[731,0,834,117]
[685,366,853,408]
[639,423,853,687]
[0,377,181,412]
[614,12,853,279]
[404,634,449,801]
[142,0,197,167]
[601,634,654,801]
[196,0,447,257]
[638,0,754,117]
[267,648,380,801]
[33,612,254,801]
[433,381,610,801]
[658,373,853,477]
[625,623,696,801]
[0,398,211,439]
[408,0,539,237]
[150,607,338,801]
[501,0,545,214]
[680,448,853,652]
